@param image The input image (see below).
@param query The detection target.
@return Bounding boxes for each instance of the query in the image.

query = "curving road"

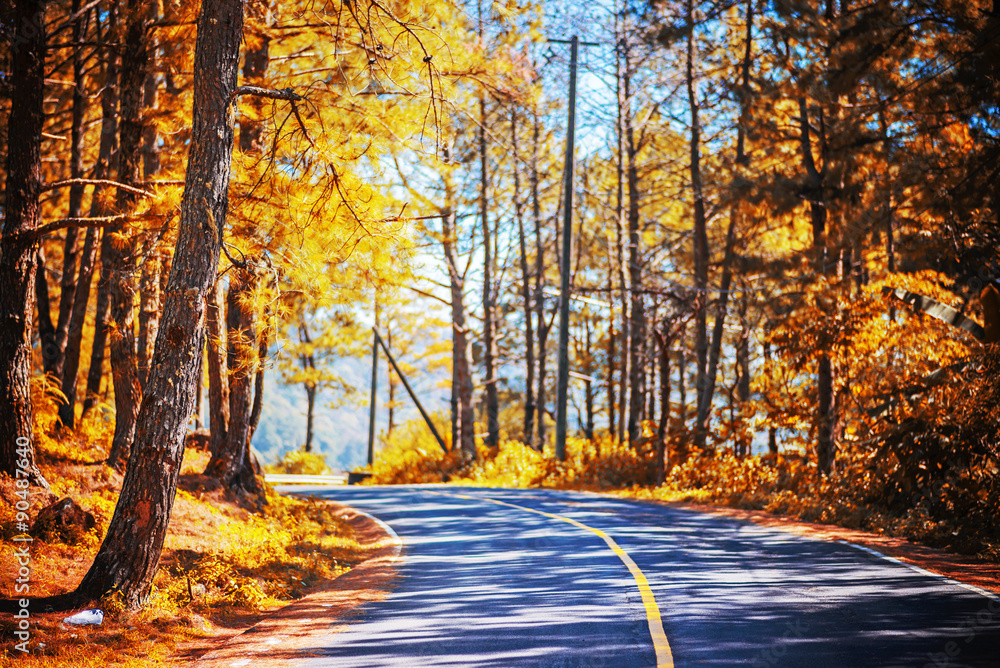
[283,486,1000,668]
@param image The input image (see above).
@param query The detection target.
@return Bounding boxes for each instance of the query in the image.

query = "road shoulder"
[192,501,402,667]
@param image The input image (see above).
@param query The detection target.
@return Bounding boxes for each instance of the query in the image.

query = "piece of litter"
[63,609,104,626]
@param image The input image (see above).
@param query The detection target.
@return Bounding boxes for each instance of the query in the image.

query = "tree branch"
[41,178,154,197]
[30,212,170,240]
[232,85,304,102]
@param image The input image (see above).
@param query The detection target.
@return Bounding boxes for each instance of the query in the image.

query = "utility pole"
[553,35,598,461]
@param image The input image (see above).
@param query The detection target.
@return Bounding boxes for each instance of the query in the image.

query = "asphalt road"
[286,486,1000,668]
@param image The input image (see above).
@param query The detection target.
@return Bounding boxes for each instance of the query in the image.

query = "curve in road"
[280,486,1000,668]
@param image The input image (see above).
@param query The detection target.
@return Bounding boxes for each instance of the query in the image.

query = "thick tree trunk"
[206,279,229,455]
[202,15,271,497]
[72,0,244,610]
[0,0,49,488]
[105,0,151,469]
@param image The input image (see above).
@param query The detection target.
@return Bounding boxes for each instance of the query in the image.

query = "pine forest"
[2,0,1000,658]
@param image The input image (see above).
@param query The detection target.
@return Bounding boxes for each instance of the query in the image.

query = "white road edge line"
[839,541,1000,602]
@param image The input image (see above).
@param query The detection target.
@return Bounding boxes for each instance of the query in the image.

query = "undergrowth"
[368,413,1000,561]
[0,378,371,666]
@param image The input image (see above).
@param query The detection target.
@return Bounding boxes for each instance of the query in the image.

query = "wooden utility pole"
[554,36,579,461]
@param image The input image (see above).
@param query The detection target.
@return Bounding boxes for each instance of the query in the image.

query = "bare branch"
[42,178,155,197]
[31,212,170,239]
[232,85,305,102]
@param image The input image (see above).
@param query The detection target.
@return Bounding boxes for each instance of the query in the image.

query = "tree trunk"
[531,105,549,450]
[583,318,595,441]
[202,14,271,496]
[50,0,90,381]
[442,202,476,459]
[35,249,59,377]
[735,299,751,458]
[72,0,244,610]
[655,327,672,484]
[137,26,163,392]
[614,7,631,446]
[206,279,229,455]
[512,109,536,442]
[696,0,754,449]
[205,262,265,501]
[0,0,49,488]
[624,53,645,444]
[304,384,316,452]
[677,348,687,425]
[137,253,161,389]
[479,95,499,448]
[298,320,316,452]
[386,326,396,436]
[104,0,151,470]
[58,30,119,428]
[798,97,837,474]
[687,0,710,449]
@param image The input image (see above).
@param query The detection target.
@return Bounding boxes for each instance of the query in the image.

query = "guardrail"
[264,473,349,486]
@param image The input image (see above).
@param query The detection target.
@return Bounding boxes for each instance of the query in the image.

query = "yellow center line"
[430,490,675,668]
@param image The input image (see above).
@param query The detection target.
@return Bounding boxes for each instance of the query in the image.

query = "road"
[285,486,1000,667]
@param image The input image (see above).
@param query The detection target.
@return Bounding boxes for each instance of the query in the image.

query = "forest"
[1,0,1000,640]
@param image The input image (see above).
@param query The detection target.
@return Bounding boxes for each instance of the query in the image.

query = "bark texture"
[73,0,244,609]
[204,261,265,502]
[0,0,49,487]
[442,203,476,458]
[104,0,151,469]
[206,279,230,455]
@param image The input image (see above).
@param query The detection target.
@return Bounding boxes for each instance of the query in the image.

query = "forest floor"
[0,431,385,667]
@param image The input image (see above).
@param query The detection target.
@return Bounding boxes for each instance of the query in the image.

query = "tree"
[71,0,245,609]
[0,0,49,488]
[104,0,151,470]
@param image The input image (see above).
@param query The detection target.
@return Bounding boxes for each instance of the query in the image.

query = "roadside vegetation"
[0,386,372,667]
[368,338,1000,563]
